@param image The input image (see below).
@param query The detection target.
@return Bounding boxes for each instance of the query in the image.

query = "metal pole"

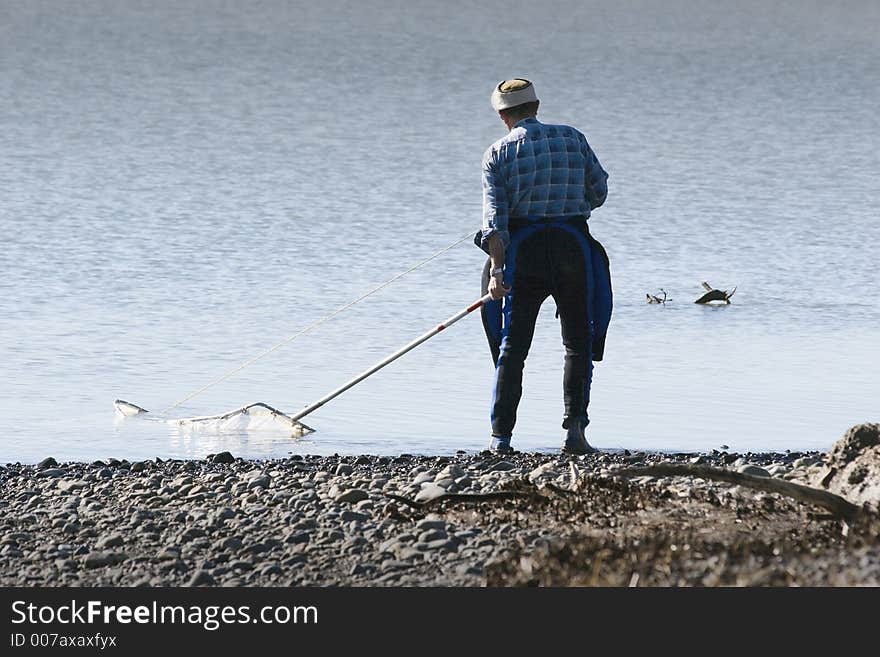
[288,293,493,424]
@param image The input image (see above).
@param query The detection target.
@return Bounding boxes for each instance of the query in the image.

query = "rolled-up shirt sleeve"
[480,148,510,250]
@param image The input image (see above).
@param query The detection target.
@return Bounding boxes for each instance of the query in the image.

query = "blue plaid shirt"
[481,117,608,249]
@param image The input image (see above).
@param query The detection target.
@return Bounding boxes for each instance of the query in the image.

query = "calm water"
[2,0,878,463]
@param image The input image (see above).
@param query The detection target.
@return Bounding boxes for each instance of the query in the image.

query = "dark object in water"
[646,289,669,304]
[694,281,736,304]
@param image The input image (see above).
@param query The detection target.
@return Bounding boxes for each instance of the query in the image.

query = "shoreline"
[2,447,878,586]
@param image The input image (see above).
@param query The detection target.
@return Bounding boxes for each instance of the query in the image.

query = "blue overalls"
[477,219,612,436]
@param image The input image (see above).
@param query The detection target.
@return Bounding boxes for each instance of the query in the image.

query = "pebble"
[418,529,448,543]
[334,488,369,504]
[178,527,207,543]
[187,570,216,586]
[737,465,771,478]
[96,533,125,549]
[211,452,236,464]
[36,468,65,479]
[416,518,447,532]
[528,462,558,481]
[57,480,87,492]
[84,551,127,568]
[260,564,284,577]
[414,483,447,503]
[412,471,435,486]
[247,475,271,490]
[793,456,820,469]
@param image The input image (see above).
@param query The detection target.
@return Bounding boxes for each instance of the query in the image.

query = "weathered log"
[384,490,534,510]
[615,463,862,522]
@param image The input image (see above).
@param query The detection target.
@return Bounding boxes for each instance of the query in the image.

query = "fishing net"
[114,400,314,437]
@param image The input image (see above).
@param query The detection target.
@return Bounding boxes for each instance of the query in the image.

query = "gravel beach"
[2,445,879,587]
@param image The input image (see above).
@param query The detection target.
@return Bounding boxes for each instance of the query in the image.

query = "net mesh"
[114,400,313,437]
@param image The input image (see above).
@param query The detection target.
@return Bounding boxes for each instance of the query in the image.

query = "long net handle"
[288,294,492,423]
[160,231,475,415]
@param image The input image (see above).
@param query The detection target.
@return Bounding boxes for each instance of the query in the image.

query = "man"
[477,78,612,455]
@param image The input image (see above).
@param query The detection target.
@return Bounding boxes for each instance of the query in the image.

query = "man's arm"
[485,232,509,300]
[480,149,511,300]
[582,137,608,210]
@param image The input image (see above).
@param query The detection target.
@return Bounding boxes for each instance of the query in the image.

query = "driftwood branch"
[695,282,736,304]
[616,463,861,522]
[384,490,535,510]
[646,289,669,304]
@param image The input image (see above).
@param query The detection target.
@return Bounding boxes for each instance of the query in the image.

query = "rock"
[57,480,87,492]
[285,531,311,545]
[130,461,145,473]
[214,507,235,521]
[793,456,819,469]
[260,564,284,577]
[737,465,770,478]
[96,534,125,549]
[334,489,369,504]
[38,457,59,469]
[398,547,425,561]
[425,539,457,552]
[97,468,112,479]
[187,570,215,586]
[247,474,271,490]
[830,424,879,463]
[36,468,65,478]
[84,551,127,568]
[412,471,435,485]
[418,529,447,543]
[340,510,369,523]
[157,547,181,561]
[489,460,516,472]
[335,464,353,476]
[220,537,243,551]
[178,527,207,543]
[437,464,465,480]
[811,423,880,506]
[414,483,446,503]
[211,452,235,464]
[415,518,446,532]
[528,462,558,482]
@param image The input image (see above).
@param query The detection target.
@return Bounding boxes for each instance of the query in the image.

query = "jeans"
[488,225,593,438]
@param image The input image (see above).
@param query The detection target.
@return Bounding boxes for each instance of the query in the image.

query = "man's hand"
[488,273,510,300]
[485,232,509,300]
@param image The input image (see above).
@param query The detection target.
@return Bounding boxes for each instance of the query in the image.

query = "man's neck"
[503,114,538,130]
